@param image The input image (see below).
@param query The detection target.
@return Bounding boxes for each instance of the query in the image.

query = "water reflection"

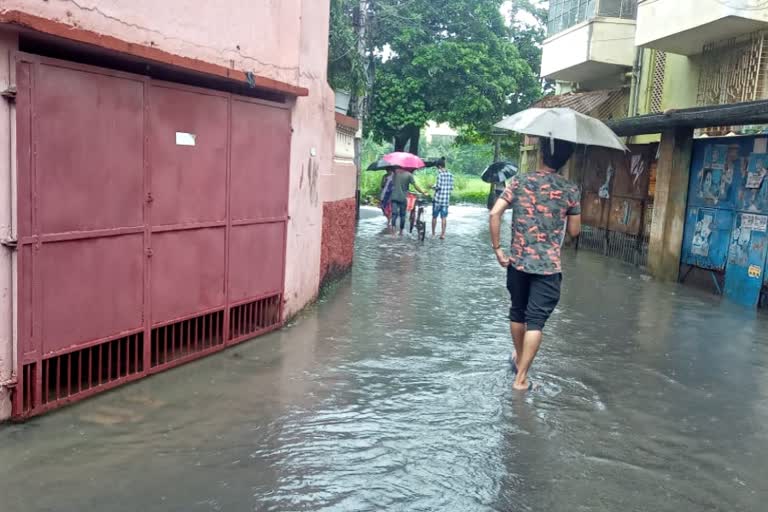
[1,206,767,511]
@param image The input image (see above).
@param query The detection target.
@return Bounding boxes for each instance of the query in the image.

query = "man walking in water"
[391,167,428,235]
[488,139,581,391]
[432,157,454,239]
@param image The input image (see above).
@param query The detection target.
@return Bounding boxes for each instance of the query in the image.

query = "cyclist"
[390,168,428,235]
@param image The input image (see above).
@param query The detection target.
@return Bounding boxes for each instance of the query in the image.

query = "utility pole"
[352,0,369,219]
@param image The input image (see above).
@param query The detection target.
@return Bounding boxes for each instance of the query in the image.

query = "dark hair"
[437,156,446,168]
[541,138,575,170]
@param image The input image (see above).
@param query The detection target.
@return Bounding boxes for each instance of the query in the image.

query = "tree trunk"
[394,133,408,152]
[407,125,420,155]
[394,125,420,154]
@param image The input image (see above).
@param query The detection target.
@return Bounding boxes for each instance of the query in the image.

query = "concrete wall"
[660,54,699,112]
[630,50,700,144]
[648,128,693,281]
[636,0,768,55]
[1,0,303,86]
[0,31,17,419]
[541,18,636,83]
[283,0,337,318]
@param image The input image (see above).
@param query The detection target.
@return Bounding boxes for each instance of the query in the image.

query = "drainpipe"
[630,47,645,118]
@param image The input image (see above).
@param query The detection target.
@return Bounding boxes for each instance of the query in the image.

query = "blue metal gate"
[682,136,768,307]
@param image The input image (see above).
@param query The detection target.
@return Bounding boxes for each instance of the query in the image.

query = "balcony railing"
[547,0,637,35]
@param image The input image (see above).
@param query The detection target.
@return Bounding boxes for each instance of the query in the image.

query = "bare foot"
[440,235,446,240]
[512,380,534,391]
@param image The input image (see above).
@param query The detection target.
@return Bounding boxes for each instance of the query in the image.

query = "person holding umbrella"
[489,107,627,391]
[481,161,518,210]
[382,152,429,235]
[380,168,395,223]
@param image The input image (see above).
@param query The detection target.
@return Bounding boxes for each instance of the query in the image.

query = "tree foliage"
[328,0,546,153]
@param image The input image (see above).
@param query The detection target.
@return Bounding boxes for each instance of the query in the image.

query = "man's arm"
[567,214,581,238]
[566,185,582,238]
[489,197,510,267]
[411,175,427,195]
[432,173,443,192]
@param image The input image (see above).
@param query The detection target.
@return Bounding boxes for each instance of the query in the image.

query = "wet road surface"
[2,206,768,511]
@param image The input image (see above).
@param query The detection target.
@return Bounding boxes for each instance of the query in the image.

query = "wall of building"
[319,198,356,287]
[636,0,768,54]
[660,54,699,111]
[0,0,356,419]
[541,18,636,84]
[0,0,303,87]
[282,0,337,319]
[0,31,17,419]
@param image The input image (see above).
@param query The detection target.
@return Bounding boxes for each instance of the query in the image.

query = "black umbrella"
[366,158,394,171]
[423,157,446,168]
[481,161,518,183]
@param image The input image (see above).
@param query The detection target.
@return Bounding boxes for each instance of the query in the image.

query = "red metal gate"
[12,54,290,418]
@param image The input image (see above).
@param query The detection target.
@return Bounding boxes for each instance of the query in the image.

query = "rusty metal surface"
[230,98,291,221]
[149,84,228,227]
[12,53,290,419]
[607,197,644,235]
[576,145,655,264]
[229,223,286,303]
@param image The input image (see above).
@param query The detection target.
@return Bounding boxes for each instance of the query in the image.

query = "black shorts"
[506,267,562,331]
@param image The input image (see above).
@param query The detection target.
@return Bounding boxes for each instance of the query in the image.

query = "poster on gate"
[741,154,768,212]
[741,213,768,233]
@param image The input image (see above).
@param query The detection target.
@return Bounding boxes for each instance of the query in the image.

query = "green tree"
[327,0,544,154]
[370,0,538,153]
[328,0,365,96]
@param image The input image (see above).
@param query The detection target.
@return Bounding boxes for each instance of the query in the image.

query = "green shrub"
[360,171,490,206]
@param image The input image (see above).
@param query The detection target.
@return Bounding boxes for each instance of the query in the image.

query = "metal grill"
[649,51,667,114]
[577,225,649,266]
[40,333,144,407]
[21,363,36,415]
[596,0,637,18]
[698,31,768,107]
[229,294,282,342]
[151,310,225,368]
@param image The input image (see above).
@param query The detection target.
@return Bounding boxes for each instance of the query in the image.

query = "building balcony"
[541,17,637,86]
[636,0,768,55]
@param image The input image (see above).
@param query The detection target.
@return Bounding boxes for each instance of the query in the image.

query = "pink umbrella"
[382,152,425,170]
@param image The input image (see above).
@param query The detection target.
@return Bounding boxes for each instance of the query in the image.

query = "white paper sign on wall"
[176,132,197,146]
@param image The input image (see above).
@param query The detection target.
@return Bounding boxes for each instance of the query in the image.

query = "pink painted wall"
[283,0,337,318]
[0,0,303,86]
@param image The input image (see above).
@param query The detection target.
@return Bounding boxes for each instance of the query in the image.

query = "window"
[547,0,637,36]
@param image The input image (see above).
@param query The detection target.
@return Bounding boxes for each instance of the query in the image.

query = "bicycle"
[407,193,430,242]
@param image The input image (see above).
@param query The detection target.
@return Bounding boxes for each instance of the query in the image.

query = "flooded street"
[2,206,768,511]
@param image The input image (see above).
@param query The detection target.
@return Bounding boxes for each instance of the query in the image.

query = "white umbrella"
[494,107,629,152]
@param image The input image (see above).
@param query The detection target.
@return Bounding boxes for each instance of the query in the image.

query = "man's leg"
[513,330,543,390]
[431,211,438,237]
[510,321,525,364]
[440,213,448,239]
[399,202,407,233]
[507,267,530,368]
[513,273,562,390]
[392,202,403,233]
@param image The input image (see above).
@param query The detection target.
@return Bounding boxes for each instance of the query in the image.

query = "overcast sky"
[501,0,547,27]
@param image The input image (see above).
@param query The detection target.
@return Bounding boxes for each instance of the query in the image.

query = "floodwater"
[2,206,768,512]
